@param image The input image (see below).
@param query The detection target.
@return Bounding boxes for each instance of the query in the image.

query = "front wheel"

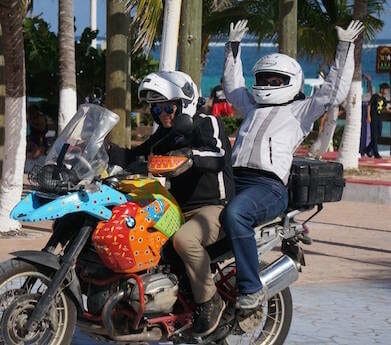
[223,287,293,345]
[0,259,77,345]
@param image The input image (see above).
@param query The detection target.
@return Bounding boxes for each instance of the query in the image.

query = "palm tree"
[338,0,370,169]
[299,0,383,162]
[178,0,202,85]
[0,0,27,234]
[0,22,4,175]
[106,0,131,148]
[58,0,77,133]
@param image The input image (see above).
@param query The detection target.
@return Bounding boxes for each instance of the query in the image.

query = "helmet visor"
[255,72,290,87]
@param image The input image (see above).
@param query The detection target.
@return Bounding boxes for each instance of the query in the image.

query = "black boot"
[192,292,226,337]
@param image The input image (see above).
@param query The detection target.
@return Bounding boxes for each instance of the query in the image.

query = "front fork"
[24,221,94,332]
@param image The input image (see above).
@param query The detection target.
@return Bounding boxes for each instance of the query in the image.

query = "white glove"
[336,20,364,42]
[229,19,249,42]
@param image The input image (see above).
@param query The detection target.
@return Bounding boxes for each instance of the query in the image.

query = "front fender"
[11,250,84,313]
[11,185,127,222]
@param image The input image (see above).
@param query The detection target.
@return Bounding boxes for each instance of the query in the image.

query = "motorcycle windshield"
[45,104,119,183]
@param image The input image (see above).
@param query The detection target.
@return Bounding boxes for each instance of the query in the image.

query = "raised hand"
[336,20,364,42]
[229,19,249,42]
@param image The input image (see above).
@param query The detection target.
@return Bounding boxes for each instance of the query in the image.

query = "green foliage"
[75,28,105,104]
[221,116,243,136]
[333,124,344,150]
[23,15,158,116]
[24,16,59,106]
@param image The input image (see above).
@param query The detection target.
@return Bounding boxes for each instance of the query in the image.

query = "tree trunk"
[160,0,182,72]
[0,1,27,233]
[58,0,77,133]
[337,0,367,169]
[106,0,130,148]
[90,0,97,48]
[178,0,202,88]
[309,106,339,158]
[0,23,5,176]
[278,0,297,59]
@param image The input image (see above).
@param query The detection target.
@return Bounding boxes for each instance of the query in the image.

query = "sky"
[33,0,391,40]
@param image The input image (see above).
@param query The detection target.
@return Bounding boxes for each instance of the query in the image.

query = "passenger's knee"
[221,204,246,237]
[172,231,194,256]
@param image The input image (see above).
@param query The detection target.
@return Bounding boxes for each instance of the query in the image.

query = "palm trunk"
[106,0,130,147]
[0,2,27,233]
[337,0,367,169]
[58,0,77,133]
[0,23,5,176]
[337,81,362,167]
[309,106,339,158]
[178,0,202,87]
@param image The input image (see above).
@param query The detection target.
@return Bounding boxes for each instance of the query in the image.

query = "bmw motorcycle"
[0,104,327,345]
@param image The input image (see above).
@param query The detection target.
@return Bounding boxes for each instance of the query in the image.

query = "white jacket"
[223,41,354,184]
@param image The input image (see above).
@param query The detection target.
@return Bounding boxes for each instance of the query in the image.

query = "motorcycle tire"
[220,260,293,345]
[0,258,77,345]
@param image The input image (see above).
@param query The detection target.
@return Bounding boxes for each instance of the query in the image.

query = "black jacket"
[109,113,235,212]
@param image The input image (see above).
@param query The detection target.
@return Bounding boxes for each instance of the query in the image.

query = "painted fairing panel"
[11,184,127,221]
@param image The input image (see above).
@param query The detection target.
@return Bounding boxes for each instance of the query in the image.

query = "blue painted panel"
[11,185,128,221]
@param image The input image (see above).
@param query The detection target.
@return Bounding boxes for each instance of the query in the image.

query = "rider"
[221,20,364,309]
[109,70,235,337]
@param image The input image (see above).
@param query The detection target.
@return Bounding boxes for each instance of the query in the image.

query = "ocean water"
[152,39,391,97]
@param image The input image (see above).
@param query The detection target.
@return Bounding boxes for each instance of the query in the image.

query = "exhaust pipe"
[259,255,300,300]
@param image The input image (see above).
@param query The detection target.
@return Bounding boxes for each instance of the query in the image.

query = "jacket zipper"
[269,137,273,164]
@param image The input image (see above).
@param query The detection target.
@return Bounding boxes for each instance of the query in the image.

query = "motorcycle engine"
[129,272,179,314]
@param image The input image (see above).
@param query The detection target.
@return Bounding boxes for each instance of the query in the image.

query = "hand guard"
[229,19,249,42]
[167,147,193,158]
[336,20,364,43]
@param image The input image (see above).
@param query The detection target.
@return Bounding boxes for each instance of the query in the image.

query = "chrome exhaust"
[260,255,300,300]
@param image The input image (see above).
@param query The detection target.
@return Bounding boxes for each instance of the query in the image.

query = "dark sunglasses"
[255,72,290,87]
[151,102,176,117]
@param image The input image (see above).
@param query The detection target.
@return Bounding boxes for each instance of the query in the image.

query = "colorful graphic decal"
[93,200,170,273]
[11,185,127,221]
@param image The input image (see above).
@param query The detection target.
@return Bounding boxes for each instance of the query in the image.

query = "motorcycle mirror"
[172,114,193,136]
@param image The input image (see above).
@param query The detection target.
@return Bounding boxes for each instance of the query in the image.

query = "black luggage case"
[288,157,345,208]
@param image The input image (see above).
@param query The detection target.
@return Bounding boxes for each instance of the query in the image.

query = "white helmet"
[138,71,199,118]
[252,53,304,105]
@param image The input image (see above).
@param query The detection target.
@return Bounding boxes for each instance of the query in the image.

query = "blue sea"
[152,39,391,98]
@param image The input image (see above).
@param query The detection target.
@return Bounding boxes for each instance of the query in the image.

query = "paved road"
[287,280,391,345]
[1,200,389,345]
[72,280,391,344]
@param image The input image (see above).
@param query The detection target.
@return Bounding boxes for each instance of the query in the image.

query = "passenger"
[108,71,235,337]
[221,19,364,310]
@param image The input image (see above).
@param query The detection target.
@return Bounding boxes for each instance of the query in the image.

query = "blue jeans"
[221,175,288,294]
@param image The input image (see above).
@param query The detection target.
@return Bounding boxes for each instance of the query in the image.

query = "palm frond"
[125,0,163,54]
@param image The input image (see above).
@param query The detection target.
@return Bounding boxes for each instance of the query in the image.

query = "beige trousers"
[172,205,224,304]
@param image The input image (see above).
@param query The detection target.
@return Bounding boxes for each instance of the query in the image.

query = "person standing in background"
[360,74,374,156]
[365,82,390,158]
[206,78,234,117]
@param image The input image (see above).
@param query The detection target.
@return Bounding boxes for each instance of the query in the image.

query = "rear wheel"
[218,261,293,345]
[224,288,292,345]
[0,259,77,345]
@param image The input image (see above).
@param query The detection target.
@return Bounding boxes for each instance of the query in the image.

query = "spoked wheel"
[216,261,293,345]
[223,288,292,345]
[0,259,77,345]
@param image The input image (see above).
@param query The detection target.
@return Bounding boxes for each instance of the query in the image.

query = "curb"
[343,182,391,204]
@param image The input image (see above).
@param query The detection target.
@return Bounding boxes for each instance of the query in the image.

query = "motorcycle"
[0,104,330,345]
